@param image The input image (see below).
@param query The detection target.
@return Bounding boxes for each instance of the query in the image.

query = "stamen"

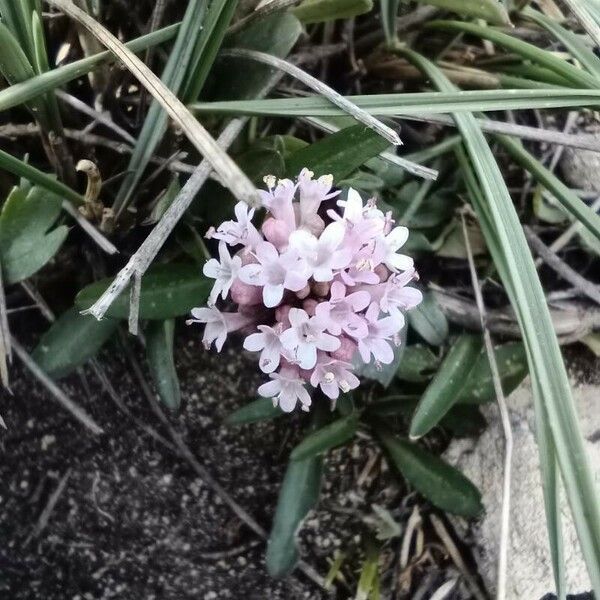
[323,371,335,384]
[263,174,276,189]
[339,379,351,393]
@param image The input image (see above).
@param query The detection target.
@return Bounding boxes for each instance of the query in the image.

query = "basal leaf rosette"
[189,169,423,412]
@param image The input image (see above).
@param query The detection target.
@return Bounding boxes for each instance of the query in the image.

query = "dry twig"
[462,213,513,600]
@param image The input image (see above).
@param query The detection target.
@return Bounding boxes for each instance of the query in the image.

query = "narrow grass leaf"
[402,48,600,593]
[0,23,179,113]
[426,20,598,88]
[495,134,600,245]
[191,87,600,117]
[0,149,83,205]
[146,319,181,410]
[380,0,401,44]
[523,8,600,80]
[47,0,259,208]
[113,0,209,212]
[32,308,119,378]
[409,334,482,439]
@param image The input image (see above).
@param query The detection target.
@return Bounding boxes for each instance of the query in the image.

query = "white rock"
[444,378,600,599]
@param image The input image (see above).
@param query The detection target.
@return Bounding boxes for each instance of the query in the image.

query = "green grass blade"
[181,0,238,102]
[112,0,209,213]
[0,149,83,205]
[190,87,600,117]
[426,20,599,88]
[495,133,600,244]
[402,49,600,594]
[457,146,566,598]
[0,23,179,114]
[523,7,600,80]
[381,0,401,44]
[0,0,34,58]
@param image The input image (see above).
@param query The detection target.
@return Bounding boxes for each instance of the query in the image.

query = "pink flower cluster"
[189,169,423,413]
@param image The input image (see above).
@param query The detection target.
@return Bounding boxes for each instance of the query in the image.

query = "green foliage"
[286,125,391,182]
[294,0,373,24]
[396,345,439,382]
[0,184,68,284]
[413,0,510,25]
[409,335,482,439]
[32,308,119,378]
[146,319,181,410]
[377,429,483,517]
[290,414,359,460]
[224,397,283,425]
[266,449,323,577]
[407,292,449,345]
[76,264,211,320]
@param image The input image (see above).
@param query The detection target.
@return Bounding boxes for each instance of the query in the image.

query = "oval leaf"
[266,455,323,577]
[456,342,528,404]
[407,292,449,346]
[294,0,373,24]
[76,264,211,320]
[0,185,68,284]
[146,319,181,410]
[409,334,482,439]
[32,308,119,378]
[224,397,283,425]
[290,414,359,461]
[396,344,439,382]
[377,430,482,518]
[286,124,390,182]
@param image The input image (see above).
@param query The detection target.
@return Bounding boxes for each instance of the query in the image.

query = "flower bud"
[374,264,390,282]
[230,278,262,306]
[331,336,357,362]
[275,304,292,326]
[312,281,330,297]
[302,298,318,316]
[296,284,311,300]
[261,217,290,250]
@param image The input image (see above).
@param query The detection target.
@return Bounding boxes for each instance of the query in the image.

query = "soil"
[0,325,475,600]
[0,330,322,600]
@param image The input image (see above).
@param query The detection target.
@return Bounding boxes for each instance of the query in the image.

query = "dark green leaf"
[396,345,439,382]
[290,414,359,461]
[0,185,68,284]
[224,397,283,425]
[377,430,482,517]
[457,342,528,404]
[294,0,373,24]
[76,264,210,320]
[407,292,449,345]
[414,0,510,25]
[217,12,302,101]
[286,125,390,182]
[266,454,323,577]
[31,308,119,378]
[146,319,181,409]
[410,335,482,438]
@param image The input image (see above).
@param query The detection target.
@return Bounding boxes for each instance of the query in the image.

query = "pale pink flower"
[372,268,423,318]
[297,169,339,234]
[188,306,252,352]
[315,281,369,338]
[280,308,340,369]
[259,177,296,232]
[243,324,286,373]
[203,242,242,305]
[258,366,312,412]
[381,226,414,272]
[209,201,262,249]
[239,242,309,307]
[310,357,360,400]
[289,221,352,282]
[357,302,404,365]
